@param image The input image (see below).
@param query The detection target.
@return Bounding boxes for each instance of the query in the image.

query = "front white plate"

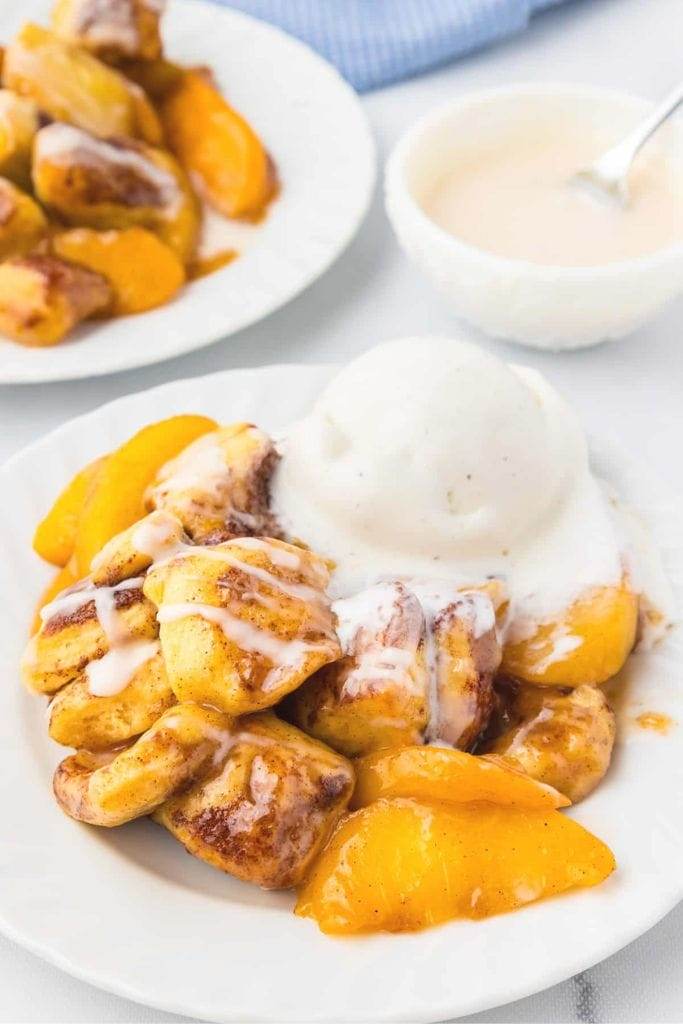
[0,1,375,383]
[0,365,681,1023]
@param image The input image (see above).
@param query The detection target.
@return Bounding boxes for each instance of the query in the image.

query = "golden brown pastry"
[48,650,174,750]
[287,581,501,757]
[53,702,235,826]
[3,23,160,142]
[287,581,428,756]
[0,175,47,258]
[0,254,111,347]
[32,123,198,261]
[144,535,341,715]
[89,509,188,587]
[0,89,39,188]
[481,682,616,803]
[501,581,638,687]
[154,713,354,889]
[22,575,157,695]
[144,423,280,542]
[52,0,165,63]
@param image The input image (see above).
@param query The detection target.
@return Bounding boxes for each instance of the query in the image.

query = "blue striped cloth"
[213,0,567,92]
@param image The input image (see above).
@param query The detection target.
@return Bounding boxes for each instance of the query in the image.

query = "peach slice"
[296,798,615,934]
[502,582,638,687]
[351,745,569,811]
[33,455,106,567]
[161,69,274,220]
[73,414,217,576]
[53,228,186,316]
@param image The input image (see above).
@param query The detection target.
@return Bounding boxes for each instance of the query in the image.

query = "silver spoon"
[572,81,683,206]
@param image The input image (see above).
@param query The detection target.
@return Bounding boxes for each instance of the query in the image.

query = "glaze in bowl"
[385,83,683,350]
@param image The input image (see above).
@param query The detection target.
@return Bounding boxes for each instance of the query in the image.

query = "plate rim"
[0,363,681,1024]
[0,0,376,385]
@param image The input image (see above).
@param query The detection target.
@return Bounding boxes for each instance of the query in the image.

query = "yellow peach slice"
[296,798,615,934]
[502,582,638,686]
[73,415,217,576]
[161,69,275,220]
[352,745,569,811]
[33,455,106,566]
[53,228,186,316]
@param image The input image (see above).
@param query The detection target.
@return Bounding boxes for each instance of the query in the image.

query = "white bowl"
[385,83,683,350]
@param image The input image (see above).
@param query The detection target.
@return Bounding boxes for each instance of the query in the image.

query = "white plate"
[0,365,681,1023]
[0,1,375,384]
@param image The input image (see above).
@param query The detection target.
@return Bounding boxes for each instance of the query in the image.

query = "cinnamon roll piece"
[54,702,235,826]
[154,713,354,889]
[0,254,111,347]
[33,123,198,261]
[22,575,157,695]
[144,423,280,542]
[288,580,502,757]
[145,536,340,714]
[52,0,165,63]
[481,683,616,803]
[48,650,174,750]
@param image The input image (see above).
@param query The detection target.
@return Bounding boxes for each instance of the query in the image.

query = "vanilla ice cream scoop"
[275,337,585,564]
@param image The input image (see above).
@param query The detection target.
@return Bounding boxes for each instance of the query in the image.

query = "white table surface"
[1,0,682,1020]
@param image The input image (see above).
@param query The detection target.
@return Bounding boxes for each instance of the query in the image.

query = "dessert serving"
[23,337,674,935]
[0,0,276,347]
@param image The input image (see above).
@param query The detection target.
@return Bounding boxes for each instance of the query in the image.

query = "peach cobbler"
[0,0,277,348]
[23,339,674,935]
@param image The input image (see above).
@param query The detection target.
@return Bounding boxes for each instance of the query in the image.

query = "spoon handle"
[597,82,683,178]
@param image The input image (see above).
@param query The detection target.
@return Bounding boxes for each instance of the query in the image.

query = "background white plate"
[0,1,375,384]
[0,365,681,1023]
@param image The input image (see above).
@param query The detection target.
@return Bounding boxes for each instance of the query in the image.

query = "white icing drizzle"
[507,706,555,755]
[131,512,189,563]
[40,576,143,623]
[132,514,312,593]
[150,432,231,504]
[86,639,159,697]
[233,536,302,570]
[529,624,584,674]
[407,582,496,743]
[156,602,334,692]
[73,0,140,53]
[333,582,425,700]
[332,578,499,745]
[40,575,158,698]
[34,124,181,215]
[226,755,278,833]
[193,546,325,606]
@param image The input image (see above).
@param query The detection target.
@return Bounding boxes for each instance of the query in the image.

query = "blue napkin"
[212,0,566,92]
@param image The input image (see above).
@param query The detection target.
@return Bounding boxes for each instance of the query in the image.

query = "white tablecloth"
[1,0,682,1019]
